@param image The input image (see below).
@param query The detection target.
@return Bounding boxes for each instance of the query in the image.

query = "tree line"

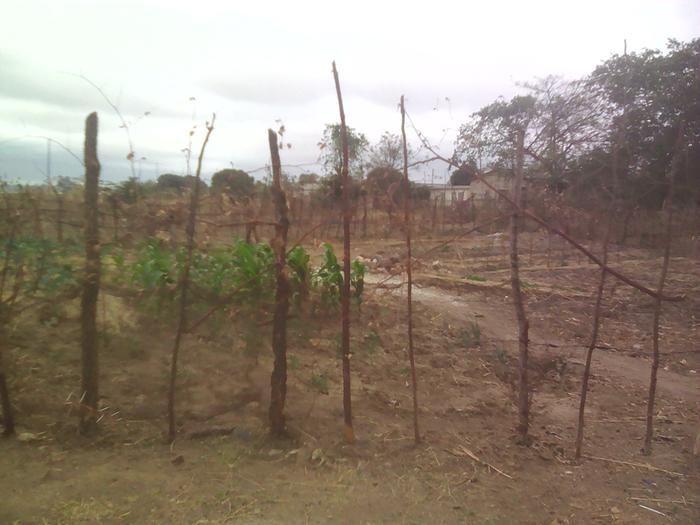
[452,38,699,210]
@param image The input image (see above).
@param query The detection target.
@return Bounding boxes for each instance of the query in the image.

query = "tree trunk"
[332,61,355,444]
[510,129,530,441]
[400,96,421,444]
[268,129,290,437]
[79,112,101,435]
[167,115,215,443]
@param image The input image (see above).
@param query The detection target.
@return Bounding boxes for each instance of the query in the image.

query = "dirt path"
[369,274,700,405]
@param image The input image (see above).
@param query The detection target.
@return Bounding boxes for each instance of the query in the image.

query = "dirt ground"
[1,231,699,524]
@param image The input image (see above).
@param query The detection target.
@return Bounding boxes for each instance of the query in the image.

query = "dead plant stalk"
[167,114,216,443]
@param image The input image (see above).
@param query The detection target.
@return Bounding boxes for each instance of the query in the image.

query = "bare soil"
[1,232,699,524]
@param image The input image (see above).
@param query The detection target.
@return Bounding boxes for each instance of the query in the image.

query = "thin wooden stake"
[400,95,420,445]
[79,112,101,435]
[332,61,354,444]
[0,209,19,435]
[268,128,290,437]
[510,129,530,441]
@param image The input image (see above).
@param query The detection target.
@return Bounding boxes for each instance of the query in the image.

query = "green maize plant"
[312,243,343,308]
[312,243,366,309]
[286,245,311,306]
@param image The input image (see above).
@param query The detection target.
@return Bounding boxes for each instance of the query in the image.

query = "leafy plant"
[0,237,78,301]
[105,239,358,323]
[129,239,176,292]
[312,243,366,308]
[287,245,310,304]
[312,243,343,307]
[228,240,275,303]
[351,259,366,305]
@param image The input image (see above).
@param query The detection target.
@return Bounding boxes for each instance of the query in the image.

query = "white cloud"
[0,0,696,183]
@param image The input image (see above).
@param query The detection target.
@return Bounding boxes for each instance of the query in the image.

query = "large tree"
[157,173,208,194]
[449,164,476,186]
[454,79,605,190]
[521,76,607,188]
[114,176,157,204]
[588,38,700,208]
[454,95,538,173]
[453,39,700,208]
[368,131,413,170]
[318,124,369,179]
[211,168,255,198]
[316,124,368,205]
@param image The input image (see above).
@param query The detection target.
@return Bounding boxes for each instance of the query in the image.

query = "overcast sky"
[1,0,697,185]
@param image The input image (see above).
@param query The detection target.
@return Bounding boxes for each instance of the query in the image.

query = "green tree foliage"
[114,177,157,204]
[453,38,699,208]
[318,124,369,179]
[316,172,363,207]
[364,167,430,204]
[522,76,606,189]
[455,95,537,173]
[211,169,255,198]
[298,172,319,185]
[455,79,604,189]
[367,132,412,170]
[365,166,402,194]
[449,164,476,186]
[410,184,430,201]
[588,38,700,208]
[156,174,208,194]
[315,124,368,206]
